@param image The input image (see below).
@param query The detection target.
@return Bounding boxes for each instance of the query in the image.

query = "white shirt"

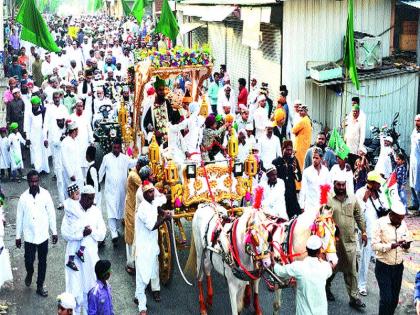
[259,135,281,170]
[260,179,288,220]
[299,165,331,212]
[355,186,384,238]
[16,187,57,244]
[274,257,332,315]
[344,110,366,154]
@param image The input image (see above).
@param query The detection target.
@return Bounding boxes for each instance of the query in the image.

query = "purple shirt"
[87,280,114,315]
[9,34,20,50]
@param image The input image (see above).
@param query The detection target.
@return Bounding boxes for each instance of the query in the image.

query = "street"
[0,168,418,315]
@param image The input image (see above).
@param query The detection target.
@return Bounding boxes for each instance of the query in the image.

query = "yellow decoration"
[228,130,239,159]
[164,160,179,184]
[118,100,128,138]
[149,135,160,164]
[244,150,258,177]
[199,95,209,117]
[274,108,286,125]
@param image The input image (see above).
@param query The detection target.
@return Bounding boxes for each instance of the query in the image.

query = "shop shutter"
[226,21,250,93]
[250,23,281,99]
[208,22,226,75]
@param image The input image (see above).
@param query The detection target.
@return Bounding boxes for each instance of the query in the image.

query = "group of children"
[0,123,25,182]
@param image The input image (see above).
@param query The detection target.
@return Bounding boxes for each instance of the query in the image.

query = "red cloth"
[238,87,248,105]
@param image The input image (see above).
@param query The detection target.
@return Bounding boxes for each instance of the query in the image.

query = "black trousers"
[24,240,48,288]
[375,260,404,315]
[211,104,217,116]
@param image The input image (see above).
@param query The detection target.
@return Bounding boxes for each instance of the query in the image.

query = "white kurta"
[299,165,331,212]
[260,179,288,220]
[61,204,106,315]
[375,135,393,179]
[0,206,13,288]
[135,198,159,283]
[8,132,25,171]
[70,113,94,169]
[253,107,269,140]
[344,111,366,154]
[61,136,84,190]
[274,257,332,315]
[98,153,136,219]
[27,112,50,173]
[409,128,420,191]
[166,120,188,164]
[259,135,281,169]
[0,137,11,169]
[184,114,204,155]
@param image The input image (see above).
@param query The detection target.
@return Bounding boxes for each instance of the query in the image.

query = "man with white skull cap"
[273,234,332,315]
[57,292,76,315]
[372,200,412,315]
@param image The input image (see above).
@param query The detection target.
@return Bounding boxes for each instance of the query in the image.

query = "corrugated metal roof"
[401,1,420,9]
[179,0,280,5]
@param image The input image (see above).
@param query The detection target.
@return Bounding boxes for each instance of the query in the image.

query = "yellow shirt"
[371,215,412,265]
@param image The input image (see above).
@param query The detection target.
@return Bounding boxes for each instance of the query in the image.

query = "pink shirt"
[3,90,13,105]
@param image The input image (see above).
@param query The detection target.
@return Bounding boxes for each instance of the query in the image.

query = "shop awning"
[200,6,236,22]
[401,1,420,9]
[180,22,206,35]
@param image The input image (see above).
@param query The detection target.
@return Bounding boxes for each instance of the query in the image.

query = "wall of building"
[324,72,419,151]
[282,0,392,123]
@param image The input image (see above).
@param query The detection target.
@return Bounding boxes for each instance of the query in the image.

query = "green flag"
[122,0,131,16]
[94,0,104,11]
[131,0,145,24]
[155,0,179,42]
[328,128,350,160]
[344,0,360,90]
[16,0,60,53]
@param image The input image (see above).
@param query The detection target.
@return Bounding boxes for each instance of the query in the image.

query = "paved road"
[0,168,417,315]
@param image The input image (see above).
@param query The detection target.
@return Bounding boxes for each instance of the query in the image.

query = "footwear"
[152,291,161,302]
[112,237,118,246]
[408,205,419,210]
[24,273,33,287]
[57,203,64,210]
[133,298,139,305]
[76,249,85,263]
[98,240,105,248]
[66,260,79,271]
[326,289,335,301]
[36,287,48,297]
[349,298,366,310]
[139,311,147,315]
[125,266,135,275]
[359,289,367,296]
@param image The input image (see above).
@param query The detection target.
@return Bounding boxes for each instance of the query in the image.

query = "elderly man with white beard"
[61,185,106,315]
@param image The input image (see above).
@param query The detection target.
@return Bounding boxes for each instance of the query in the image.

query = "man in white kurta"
[135,181,170,314]
[253,95,269,140]
[46,92,68,206]
[98,140,136,242]
[70,100,94,177]
[409,115,420,211]
[274,235,332,315]
[344,104,366,155]
[61,185,106,315]
[299,148,331,212]
[259,124,281,170]
[61,122,84,192]
[26,97,50,174]
[260,166,288,220]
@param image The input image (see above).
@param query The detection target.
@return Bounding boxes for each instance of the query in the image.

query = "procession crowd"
[0,11,420,315]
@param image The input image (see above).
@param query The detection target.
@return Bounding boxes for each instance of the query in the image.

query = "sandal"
[125,266,135,275]
[66,261,79,271]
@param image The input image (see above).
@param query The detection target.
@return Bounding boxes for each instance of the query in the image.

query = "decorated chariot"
[128,47,261,285]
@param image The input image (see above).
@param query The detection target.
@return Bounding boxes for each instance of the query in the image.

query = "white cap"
[81,185,95,194]
[257,95,266,103]
[306,235,322,250]
[333,172,347,183]
[67,120,78,131]
[32,86,40,93]
[415,114,420,120]
[385,136,393,143]
[266,165,276,174]
[391,201,406,215]
[245,122,253,131]
[12,88,20,94]
[57,292,76,309]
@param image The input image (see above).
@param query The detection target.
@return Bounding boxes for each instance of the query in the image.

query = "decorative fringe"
[320,184,331,206]
[253,186,264,209]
